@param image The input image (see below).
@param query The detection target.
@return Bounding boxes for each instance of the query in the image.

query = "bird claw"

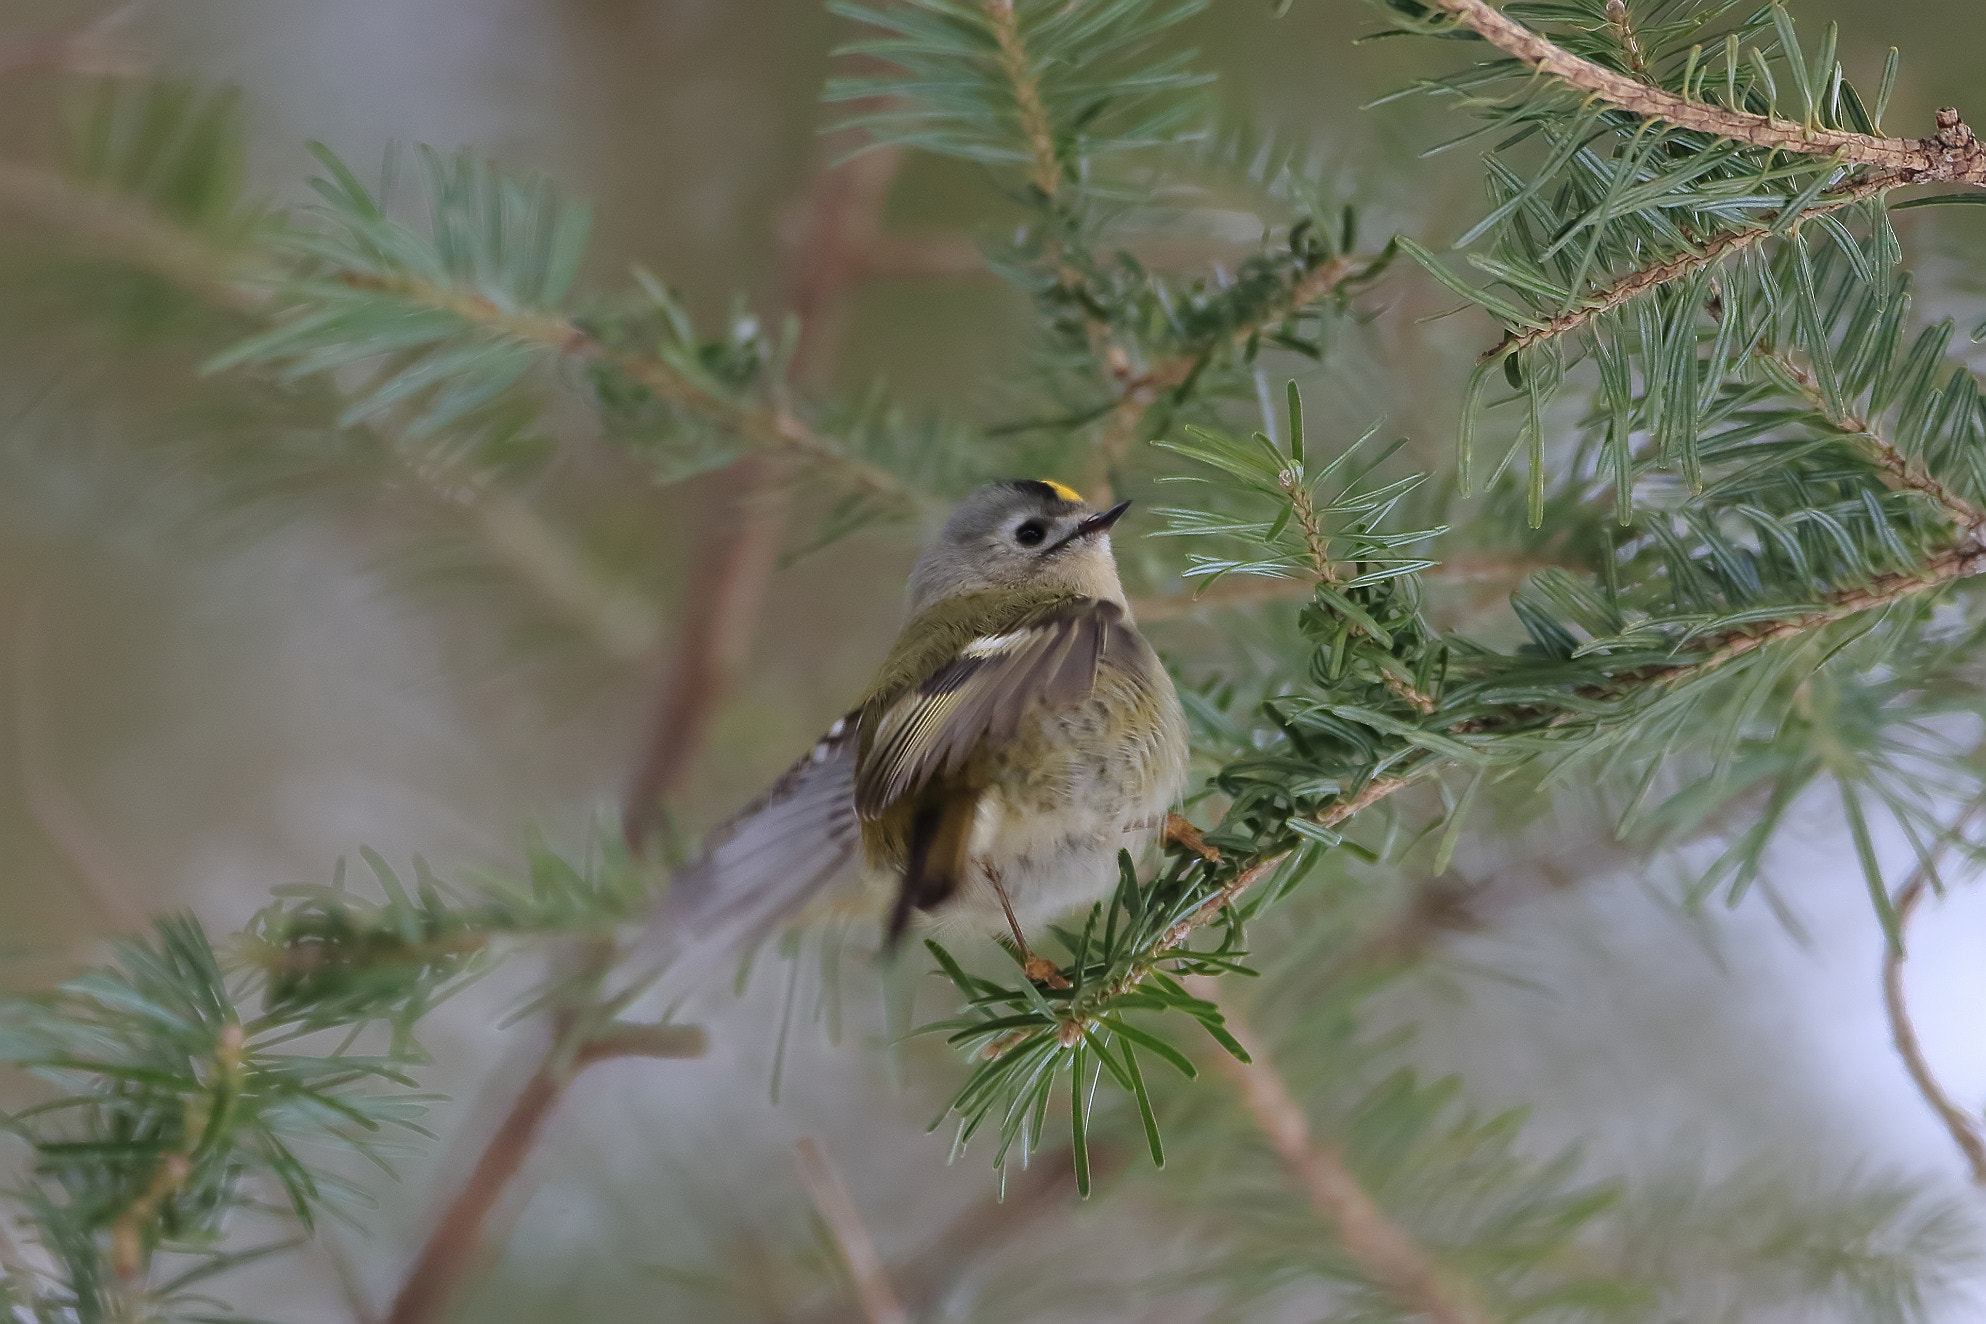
[1023,955,1071,989]
[1165,813,1221,864]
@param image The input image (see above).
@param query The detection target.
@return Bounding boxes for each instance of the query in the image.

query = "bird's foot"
[1023,955,1071,989]
[1165,813,1221,865]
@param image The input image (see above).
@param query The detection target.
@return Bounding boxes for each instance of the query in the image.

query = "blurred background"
[1,0,1985,1320]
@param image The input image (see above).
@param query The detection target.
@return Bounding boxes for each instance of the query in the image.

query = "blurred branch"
[1132,553,1560,623]
[381,1012,706,1324]
[792,1154,1077,1324]
[1882,795,1986,1187]
[852,231,1257,283]
[623,146,906,848]
[793,1138,909,1324]
[1183,977,1492,1324]
[0,5,149,80]
[0,155,666,663]
[392,144,904,1324]
[1427,0,1986,184]
[11,598,148,932]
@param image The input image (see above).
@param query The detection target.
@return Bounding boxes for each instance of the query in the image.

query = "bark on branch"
[1427,0,1986,185]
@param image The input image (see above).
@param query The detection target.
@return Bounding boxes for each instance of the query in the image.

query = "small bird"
[654,479,1189,975]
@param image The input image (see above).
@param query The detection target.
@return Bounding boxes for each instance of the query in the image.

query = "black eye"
[1014,519,1047,546]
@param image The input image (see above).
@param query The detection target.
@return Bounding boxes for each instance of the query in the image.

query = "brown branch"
[381,1019,704,1324]
[793,1139,911,1324]
[1882,796,1986,1186]
[622,145,906,848]
[1183,978,1494,1324]
[1482,175,1896,363]
[621,463,786,846]
[1427,0,1986,184]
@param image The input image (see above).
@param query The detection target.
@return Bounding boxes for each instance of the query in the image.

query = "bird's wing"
[646,716,862,957]
[854,597,1122,817]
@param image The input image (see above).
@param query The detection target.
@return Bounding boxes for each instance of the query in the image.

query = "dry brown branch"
[1183,977,1493,1324]
[403,141,907,1324]
[1882,796,1986,1186]
[1428,0,1986,184]
[1482,176,1895,362]
[794,1138,911,1324]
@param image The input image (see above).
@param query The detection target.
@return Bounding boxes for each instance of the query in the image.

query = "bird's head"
[906,479,1132,613]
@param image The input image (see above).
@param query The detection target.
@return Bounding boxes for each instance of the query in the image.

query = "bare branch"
[793,1138,911,1324]
[1183,978,1494,1324]
[1426,0,1986,184]
[1882,796,1986,1186]
[383,1015,707,1324]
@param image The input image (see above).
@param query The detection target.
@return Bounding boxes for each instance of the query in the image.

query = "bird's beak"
[1048,499,1132,553]
[1080,499,1133,537]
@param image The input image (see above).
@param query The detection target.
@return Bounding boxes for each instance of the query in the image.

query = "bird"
[649,478,1190,980]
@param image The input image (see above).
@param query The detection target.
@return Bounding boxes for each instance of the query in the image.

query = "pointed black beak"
[1046,499,1132,554]
[1080,499,1133,537]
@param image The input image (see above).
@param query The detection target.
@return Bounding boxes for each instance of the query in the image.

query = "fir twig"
[1480,174,1897,364]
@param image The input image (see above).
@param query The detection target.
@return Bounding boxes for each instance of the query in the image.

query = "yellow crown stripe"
[1038,479,1084,503]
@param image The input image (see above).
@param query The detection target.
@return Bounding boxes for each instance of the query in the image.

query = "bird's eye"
[1014,519,1047,546]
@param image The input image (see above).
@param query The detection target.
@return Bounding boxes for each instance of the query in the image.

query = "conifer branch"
[340,268,915,507]
[1759,348,1986,532]
[983,0,1062,199]
[1881,796,1986,1187]
[1480,175,1896,363]
[0,154,670,662]
[1089,531,1986,1016]
[1424,0,1986,185]
[1185,977,1494,1324]
[1089,252,1365,490]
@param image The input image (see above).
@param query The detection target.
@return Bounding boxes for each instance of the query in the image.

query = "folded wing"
[855,597,1123,818]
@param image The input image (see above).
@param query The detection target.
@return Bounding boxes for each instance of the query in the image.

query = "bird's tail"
[887,787,979,948]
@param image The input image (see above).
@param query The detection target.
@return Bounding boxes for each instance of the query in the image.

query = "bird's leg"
[1164,813,1221,865]
[985,865,1069,989]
